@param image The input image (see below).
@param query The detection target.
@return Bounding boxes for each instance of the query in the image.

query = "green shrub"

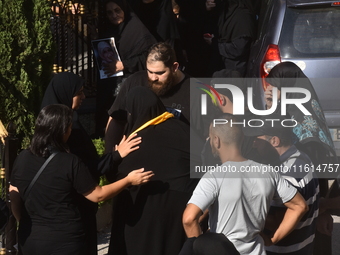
[92,138,111,207]
[92,138,105,157]
[0,0,55,148]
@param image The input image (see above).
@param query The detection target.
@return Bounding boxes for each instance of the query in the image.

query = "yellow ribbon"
[129,112,174,137]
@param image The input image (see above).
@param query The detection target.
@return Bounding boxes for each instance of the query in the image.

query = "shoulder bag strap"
[24,152,58,200]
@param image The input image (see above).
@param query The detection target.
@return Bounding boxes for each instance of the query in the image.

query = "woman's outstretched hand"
[127,168,154,185]
[115,134,141,158]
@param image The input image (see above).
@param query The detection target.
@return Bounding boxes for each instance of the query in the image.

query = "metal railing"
[51,0,100,96]
[1,2,103,253]
[1,123,19,255]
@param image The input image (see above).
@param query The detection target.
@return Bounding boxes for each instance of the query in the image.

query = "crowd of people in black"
[93,0,261,138]
[7,0,340,255]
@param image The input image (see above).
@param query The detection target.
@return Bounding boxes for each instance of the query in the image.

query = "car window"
[279,7,340,57]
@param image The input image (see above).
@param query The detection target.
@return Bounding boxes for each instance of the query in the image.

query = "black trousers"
[178,232,240,255]
[20,239,86,255]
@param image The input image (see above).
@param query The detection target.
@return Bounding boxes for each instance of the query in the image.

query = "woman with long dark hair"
[9,104,153,255]
[41,72,141,255]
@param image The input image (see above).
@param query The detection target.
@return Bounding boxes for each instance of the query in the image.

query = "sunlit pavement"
[97,223,111,255]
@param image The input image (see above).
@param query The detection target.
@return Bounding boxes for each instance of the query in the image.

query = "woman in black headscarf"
[265,61,338,255]
[41,72,100,178]
[265,62,335,167]
[265,62,337,196]
[41,72,99,255]
[108,86,201,255]
[99,0,157,76]
[206,0,256,76]
[41,71,142,184]
[95,0,157,136]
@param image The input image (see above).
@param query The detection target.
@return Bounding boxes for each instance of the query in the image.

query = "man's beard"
[148,73,175,96]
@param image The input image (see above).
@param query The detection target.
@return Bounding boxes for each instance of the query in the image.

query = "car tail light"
[332,2,340,6]
[260,44,281,90]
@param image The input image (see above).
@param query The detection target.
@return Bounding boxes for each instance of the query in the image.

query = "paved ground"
[97,223,111,255]
[97,219,340,255]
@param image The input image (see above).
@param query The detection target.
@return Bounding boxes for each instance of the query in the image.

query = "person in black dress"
[9,104,154,255]
[41,72,142,255]
[108,86,201,255]
[95,0,157,136]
